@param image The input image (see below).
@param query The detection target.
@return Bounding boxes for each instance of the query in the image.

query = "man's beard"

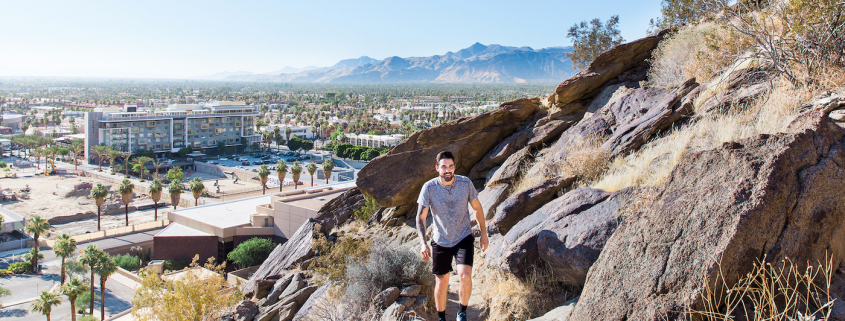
[441,172,453,182]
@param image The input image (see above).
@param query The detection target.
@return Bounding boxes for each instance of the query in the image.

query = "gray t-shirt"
[417,175,479,247]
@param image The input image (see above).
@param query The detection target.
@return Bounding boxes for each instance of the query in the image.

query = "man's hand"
[420,243,431,261]
[480,234,489,251]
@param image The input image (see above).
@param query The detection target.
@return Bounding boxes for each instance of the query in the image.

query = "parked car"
[207,161,219,165]
[251,168,258,172]
[241,161,251,166]
[253,161,262,165]
[219,157,229,161]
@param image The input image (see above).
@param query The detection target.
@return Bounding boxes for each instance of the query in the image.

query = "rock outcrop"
[357,98,540,208]
[546,29,671,108]
[569,112,845,320]
[488,175,576,235]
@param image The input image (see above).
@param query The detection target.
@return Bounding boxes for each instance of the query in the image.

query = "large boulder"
[547,29,671,109]
[489,175,576,235]
[528,296,579,321]
[357,98,540,208]
[486,147,532,187]
[478,183,511,220]
[292,284,330,321]
[698,67,773,114]
[222,300,259,321]
[486,188,615,281]
[569,112,845,320]
[313,188,364,229]
[600,78,699,156]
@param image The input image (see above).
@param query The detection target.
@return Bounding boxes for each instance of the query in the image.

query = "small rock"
[261,274,296,307]
[380,302,406,321]
[278,273,305,300]
[830,109,845,121]
[399,285,421,297]
[226,300,259,321]
[276,302,299,321]
[372,287,401,309]
[410,294,428,310]
[396,297,416,308]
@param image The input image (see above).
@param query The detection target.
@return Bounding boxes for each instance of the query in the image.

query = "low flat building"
[345,133,404,148]
[155,183,354,265]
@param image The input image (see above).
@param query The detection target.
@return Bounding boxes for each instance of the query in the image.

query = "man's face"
[436,158,455,182]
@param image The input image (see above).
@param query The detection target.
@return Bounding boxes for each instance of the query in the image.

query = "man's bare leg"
[457,264,472,306]
[434,273,450,312]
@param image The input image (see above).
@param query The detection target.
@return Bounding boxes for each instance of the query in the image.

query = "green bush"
[227,237,277,269]
[8,261,32,274]
[2,168,8,172]
[76,291,98,311]
[0,161,6,168]
[112,254,141,271]
[0,269,10,276]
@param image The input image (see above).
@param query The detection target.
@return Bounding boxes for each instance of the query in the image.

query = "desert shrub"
[688,256,834,320]
[112,254,141,271]
[76,291,98,311]
[227,237,277,269]
[567,16,625,70]
[0,269,10,276]
[3,168,8,172]
[8,261,32,274]
[479,266,573,321]
[0,161,6,168]
[353,196,380,222]
[343,239,431,316]
[0,286,10,303]
[649,22,753,87]
[648,0,722,32]
[311,234,372,283]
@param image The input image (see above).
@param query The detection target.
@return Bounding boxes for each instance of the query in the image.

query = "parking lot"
[206,150,342,173]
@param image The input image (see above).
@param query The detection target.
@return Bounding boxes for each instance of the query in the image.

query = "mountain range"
[205,43,575,83]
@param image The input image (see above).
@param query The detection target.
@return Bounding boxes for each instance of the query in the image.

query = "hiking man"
[416,151,488,321]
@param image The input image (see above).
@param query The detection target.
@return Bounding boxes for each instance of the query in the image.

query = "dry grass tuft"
[592,77,811,192]
[649,22,754,88]
[688,256,835,320]
[478,265,573,321]
[511,135,609,196]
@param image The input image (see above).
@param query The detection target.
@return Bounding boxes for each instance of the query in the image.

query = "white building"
[345,133,404,148]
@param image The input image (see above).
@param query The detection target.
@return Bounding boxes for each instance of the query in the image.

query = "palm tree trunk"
[311,176,314,187]
[97,207,101,231]
[47,312,51,321]
[90,270,95,315]
[100,277,107,320]
[125,204,129,226]
[153,201,158,221]
[70,300,77,321]
[32,235,38,273]
[61,257,66,284]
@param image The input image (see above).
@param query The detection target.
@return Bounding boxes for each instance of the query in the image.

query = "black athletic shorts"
[431,234,474,275]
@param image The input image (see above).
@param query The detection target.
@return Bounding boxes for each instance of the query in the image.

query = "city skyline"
[0,0,662,79]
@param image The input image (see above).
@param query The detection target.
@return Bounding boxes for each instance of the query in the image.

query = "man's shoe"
[457,311,468,321]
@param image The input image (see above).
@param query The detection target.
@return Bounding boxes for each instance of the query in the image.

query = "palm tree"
[148,179,163,221]
[92,145,111,171]
[118,179,134,226]
[69,139,83,170]
[107,149,121,174]
[285,126,292,142]
[291,161,302,190]
[169,181,183,209]
[90,183,109,231]
[258,165,270,195]
[25,216,50,273]
[61,277,88,321]
[53,233,77,285]
[273,126,281,151]
[32,148,43,170]
[79,245,100,315]
[132,156,152,180]
[30,291,61,321]
[306,163,317,187]
[189,177,204,206]
[275,161,288,192]
[94,253,117,320]
[123,150,133,177]
[322,158,335,184]
[151,158,165,180]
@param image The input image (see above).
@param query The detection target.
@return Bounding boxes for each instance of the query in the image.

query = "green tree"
[291,161,302,190]
[189,177,204,206]
[287,135,302,152]
[24,216,50,273]
[30,291,60,321]
[92,145,111,172]
[53,233,77,285]
[90,183,109,231]
[94,252,117,320]
[648,0,722,32]
[166,166,184,183]
[122,150,133,176]
[132,156,152,180]
[567,15,625,70]
[61,277,88,321]
[285,126,292,142]
[169,181,183,209]
[257,165,270,195]
[118,179,135,226]
[79,245,101,315]
[306,163,317,187]
[275,161,288,192]
[107,148,121,174]
[226,237,277,269]
[148,179,163,221]
[322,158,334,184]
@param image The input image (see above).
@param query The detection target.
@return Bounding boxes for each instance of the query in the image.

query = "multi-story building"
[85,104,260,162]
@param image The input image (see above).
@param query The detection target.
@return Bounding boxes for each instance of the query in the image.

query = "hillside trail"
[445,272,488,320]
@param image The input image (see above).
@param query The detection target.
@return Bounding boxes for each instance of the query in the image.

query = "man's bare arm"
[416,204,429,245]
[470,199,488,251]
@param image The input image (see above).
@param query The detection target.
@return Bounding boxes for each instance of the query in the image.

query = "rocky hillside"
[233,14,845,321]
[223,43,575,83]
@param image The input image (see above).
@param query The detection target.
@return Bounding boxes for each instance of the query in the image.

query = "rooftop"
[170,195,271,229]
[280,189,348,211]
[155,223,213,237]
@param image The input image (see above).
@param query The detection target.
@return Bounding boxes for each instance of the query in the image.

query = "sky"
[0,0,663,79]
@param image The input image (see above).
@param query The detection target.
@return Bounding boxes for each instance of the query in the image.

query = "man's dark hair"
[436,151,455,163]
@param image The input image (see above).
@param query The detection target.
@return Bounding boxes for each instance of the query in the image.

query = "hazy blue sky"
[0,0,663,79]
